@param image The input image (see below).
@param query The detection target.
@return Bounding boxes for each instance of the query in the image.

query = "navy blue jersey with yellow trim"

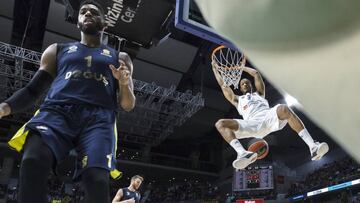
[121,188,141,203]
[42,42,119,110]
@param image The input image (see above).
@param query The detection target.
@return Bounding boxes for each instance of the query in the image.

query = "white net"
[211,46,245,89]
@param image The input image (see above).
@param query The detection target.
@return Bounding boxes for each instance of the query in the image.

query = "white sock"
[229,139,246,155]
[298,129,315,149]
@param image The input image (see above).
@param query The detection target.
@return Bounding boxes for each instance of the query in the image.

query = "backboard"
[175,0,239,51]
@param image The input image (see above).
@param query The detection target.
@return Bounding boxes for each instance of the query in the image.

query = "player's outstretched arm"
[211,64,238,107]
[242,66,265,97]
[110,52,136,112]
[0,44,57,119]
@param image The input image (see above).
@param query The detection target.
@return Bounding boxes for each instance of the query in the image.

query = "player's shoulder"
[117,187,124,194]
[56,41,78,49]
[102,44,117,53]
[42,43,57,55]
[41,43,60,61]
[54,41,79,55]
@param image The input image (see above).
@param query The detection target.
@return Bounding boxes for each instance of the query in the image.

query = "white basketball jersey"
[237,92,270,120]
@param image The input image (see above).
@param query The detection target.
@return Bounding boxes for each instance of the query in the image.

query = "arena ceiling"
[0,0,342,170]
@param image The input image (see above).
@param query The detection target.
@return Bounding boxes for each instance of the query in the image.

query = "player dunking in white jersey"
[212,64,329,169]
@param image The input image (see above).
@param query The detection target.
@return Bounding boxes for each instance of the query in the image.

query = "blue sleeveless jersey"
[121,188,141,203]
[42,42,119,110]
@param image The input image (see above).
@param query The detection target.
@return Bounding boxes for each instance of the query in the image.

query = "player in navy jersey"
[112,175,143,203]
[0,1,135,202]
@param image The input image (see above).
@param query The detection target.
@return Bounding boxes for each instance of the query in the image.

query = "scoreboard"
[233,165,274,191]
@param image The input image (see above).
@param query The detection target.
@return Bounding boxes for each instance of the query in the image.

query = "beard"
[78,21,103,35]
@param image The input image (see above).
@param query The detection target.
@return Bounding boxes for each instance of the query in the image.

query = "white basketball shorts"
[234,104,288,139]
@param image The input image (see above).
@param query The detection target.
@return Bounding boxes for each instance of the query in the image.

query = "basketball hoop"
[211,45,245,89]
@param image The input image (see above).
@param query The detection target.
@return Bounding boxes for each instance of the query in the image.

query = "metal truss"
[0,42,42,65]
[0,42,204,146]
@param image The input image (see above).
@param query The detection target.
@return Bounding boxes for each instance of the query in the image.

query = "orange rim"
[211,45,226,57]
[211,45,244,69]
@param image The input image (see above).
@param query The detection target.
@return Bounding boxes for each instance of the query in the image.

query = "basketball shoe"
[233,151,258,169]
[311,142,329,161]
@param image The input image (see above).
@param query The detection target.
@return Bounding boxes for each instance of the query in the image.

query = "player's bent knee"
[277,104,291,118]
[215,119,239,132]
[215,119,225,130]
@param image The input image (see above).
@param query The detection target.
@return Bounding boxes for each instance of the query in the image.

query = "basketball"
[248,138,269,160]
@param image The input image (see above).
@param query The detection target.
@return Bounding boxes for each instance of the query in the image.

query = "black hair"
[79,0,105,16]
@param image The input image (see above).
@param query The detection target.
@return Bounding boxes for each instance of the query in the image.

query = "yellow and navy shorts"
[8,104,122,180]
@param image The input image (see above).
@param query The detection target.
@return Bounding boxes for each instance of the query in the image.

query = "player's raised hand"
[109,60,131,85]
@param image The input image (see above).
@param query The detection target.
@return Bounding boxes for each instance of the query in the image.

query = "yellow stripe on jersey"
[110,118,122,179]
[114,119,118,156]
[8,110,40,152]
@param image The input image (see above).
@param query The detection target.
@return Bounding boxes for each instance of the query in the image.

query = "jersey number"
[84,55,92,67]
[106,154,112,168]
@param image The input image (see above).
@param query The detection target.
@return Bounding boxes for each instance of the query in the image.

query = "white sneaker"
[232,151,258,169]
[311,142,329,161]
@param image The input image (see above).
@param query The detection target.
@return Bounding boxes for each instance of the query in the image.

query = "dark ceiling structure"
[0,0,340,173]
